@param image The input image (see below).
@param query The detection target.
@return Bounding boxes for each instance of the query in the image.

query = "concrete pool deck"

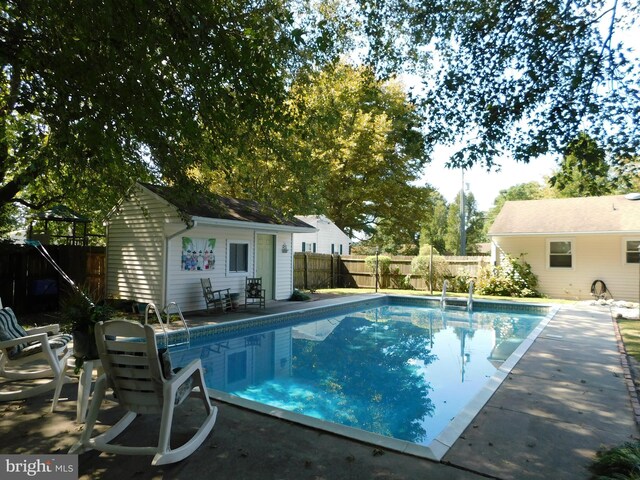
[1,295,638,479]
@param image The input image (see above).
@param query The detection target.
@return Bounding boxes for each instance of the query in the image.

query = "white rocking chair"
[0,307,72,406]
[69,319,218,465]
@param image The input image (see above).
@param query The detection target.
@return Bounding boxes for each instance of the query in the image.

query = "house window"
[229,242,248,272]
[312,243,317,253]
[549,240,573,268]
[626,240,640,264]
[331,243,335,254]
[339,244,343,255]
[301,242,306,252]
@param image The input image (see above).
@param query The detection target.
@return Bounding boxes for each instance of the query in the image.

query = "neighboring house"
[488,194,640,302]
[105,182,315,311]
[293,215,351,255]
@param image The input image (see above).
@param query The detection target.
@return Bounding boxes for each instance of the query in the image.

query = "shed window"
[229,242,248,272]
[626,240,640,264]
[549,240,572,268]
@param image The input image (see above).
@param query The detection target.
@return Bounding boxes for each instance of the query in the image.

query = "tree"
[484,181,548,233]
[358,185,437,255]
[329,0,640,168]
[420,196,448,255]
[444,191,484,255]
[232,62,429,239]
[548,132,613,197]
[0,0,302,220]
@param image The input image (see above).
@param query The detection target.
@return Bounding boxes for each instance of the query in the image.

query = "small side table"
[76,358,102,424]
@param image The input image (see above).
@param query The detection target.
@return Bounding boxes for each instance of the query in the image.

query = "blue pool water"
[169,298,549,450]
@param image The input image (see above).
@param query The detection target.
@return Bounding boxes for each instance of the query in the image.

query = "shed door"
[256,234,275,300]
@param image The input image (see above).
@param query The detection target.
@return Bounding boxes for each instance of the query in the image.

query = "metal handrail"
[144,302,190,349]
[163,302,190,347]
[440,280,448,309]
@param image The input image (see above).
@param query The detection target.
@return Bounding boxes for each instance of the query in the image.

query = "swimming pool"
[167,295,557,460]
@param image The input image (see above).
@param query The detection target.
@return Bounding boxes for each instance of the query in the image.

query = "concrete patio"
[1,295,638,479]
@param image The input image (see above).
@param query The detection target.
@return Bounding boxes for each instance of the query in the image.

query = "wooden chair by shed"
[0,306,72,405]
[200,278,231,313]
[69,319,218,466]
[245,278,266,308]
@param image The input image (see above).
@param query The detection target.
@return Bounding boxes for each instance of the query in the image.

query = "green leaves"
[1,0,302,220]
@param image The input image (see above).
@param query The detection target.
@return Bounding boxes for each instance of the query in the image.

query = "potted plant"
[60,287,114,371]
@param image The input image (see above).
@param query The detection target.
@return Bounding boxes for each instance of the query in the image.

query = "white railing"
[440,279,448,309]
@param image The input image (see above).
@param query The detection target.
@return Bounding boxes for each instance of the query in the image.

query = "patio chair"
[0,306,72,405]
[69,319,218,466]
[245,277,266,308]
[200,278,231,312]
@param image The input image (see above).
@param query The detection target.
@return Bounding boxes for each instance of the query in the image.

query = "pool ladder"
[440,279,474,312]
[144,302,191,348]
[440,280,448,309]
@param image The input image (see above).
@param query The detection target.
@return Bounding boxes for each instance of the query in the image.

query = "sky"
[420,146,560,212]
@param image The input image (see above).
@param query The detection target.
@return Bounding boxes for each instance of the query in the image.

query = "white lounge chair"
[0,307,72,406]
[69,319,218,465]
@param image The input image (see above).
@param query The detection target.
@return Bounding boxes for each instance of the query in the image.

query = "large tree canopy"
[202,62,430,240]
[343,0,640,169]
[2,0,639,244]
[0,0,301,216]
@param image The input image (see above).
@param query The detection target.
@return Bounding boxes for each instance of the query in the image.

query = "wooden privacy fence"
[0,243,106,313]
[294,253,489,290]
[294,252,341,290]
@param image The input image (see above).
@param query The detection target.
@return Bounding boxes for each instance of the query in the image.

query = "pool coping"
[180,295,560,461]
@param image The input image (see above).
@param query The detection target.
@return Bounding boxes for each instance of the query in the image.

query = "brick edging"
[611,312,640,425]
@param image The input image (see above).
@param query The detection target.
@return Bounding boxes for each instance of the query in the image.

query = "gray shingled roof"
[141,182,314,229]
[489,195,640,235]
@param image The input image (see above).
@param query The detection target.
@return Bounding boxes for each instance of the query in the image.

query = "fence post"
[303,253,308,290]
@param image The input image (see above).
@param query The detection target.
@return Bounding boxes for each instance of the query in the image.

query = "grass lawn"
[618,318,640,362]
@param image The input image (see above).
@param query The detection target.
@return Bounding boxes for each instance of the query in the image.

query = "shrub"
[411,254,451,290]
[475,254,541,298]
[448,272,473,293]
[289,289,311,301]
[589,441,640,479]
[390,267,414,290]
[365,255,392,275]
[365,255,392,288]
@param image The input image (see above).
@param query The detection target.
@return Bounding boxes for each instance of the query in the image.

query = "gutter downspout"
[163,219,197,307]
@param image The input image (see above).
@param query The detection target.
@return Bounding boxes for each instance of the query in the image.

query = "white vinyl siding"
[107,184,303,311]
[294,216,350,255]
[106,185,180,306]
[165,227,252,311]
[274,232,294,300]
[494,234,640,302]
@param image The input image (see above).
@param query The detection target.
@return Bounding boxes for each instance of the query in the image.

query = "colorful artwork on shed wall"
[182,237,216,271]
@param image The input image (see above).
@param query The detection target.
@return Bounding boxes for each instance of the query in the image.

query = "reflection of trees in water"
[292,316,436,443]
[454,326,475,341]
[491,314,539,340]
